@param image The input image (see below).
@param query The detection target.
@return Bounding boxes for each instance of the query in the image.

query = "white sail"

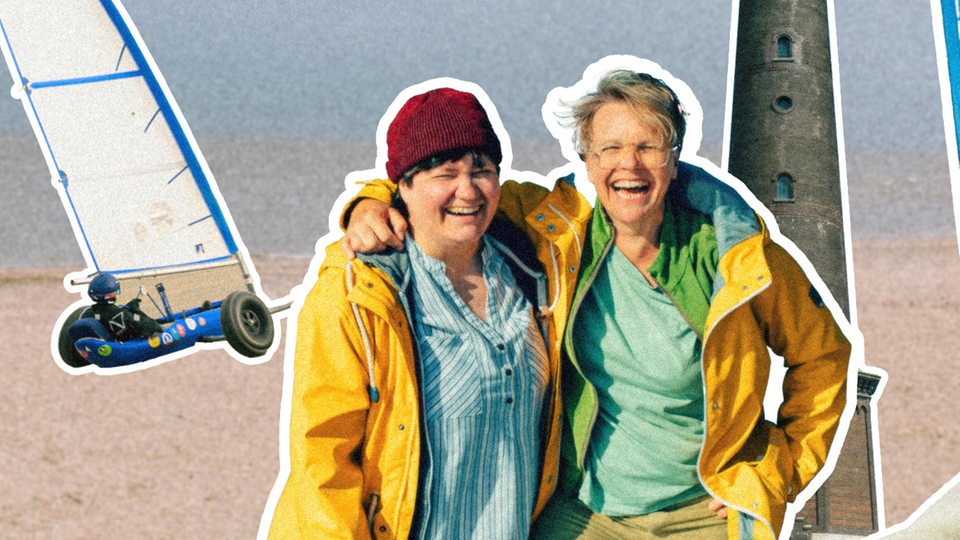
[0,0,258,310]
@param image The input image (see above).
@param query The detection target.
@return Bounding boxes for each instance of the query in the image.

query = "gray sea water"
[0,132,955,269]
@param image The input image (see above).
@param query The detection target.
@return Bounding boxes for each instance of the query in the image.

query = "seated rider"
[81,273,163,342]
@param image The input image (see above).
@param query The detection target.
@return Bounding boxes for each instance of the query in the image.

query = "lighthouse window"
[773,95,794,113]
[777,35,793,58]
[775,173,795,201]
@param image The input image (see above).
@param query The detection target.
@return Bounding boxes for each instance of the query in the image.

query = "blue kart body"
[60,288,274,369]
[71,302,225,368]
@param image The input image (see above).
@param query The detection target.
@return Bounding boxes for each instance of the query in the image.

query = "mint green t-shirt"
[573,245,707,516]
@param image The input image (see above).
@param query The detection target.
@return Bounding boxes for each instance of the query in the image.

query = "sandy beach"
[1,237,958,539]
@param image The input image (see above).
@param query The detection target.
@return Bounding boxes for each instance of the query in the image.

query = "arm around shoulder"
[339,178,397,230]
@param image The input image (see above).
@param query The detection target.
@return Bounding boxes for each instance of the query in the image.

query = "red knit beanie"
[386,88,502,181]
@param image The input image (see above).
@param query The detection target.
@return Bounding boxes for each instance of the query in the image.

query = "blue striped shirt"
[407,236,549,539]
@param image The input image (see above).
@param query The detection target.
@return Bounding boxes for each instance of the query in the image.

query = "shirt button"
[536,213,545,221]
[505,368,513,376]
[496,344,505,351]
[506,397,514,404]
[547,224,556,232]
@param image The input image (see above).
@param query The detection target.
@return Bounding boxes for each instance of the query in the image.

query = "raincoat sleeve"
[758,243,852,498]
[497,179,551,228]
[272,263,375,539]
[339,179,396,230]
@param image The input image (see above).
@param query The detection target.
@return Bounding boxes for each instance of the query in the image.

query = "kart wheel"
[57,306,91,368]
[221,291,274,358]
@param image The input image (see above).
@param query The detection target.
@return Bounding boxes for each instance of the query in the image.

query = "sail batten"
[27,69,142,90]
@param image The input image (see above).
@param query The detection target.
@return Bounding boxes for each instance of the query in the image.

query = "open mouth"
[612,180,651,196]
[444,205,483,216]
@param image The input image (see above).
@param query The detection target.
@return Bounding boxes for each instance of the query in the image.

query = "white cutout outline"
[260,55,872,540]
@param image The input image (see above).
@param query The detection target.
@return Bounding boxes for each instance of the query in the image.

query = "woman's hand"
[341,199,408,259]
[708,499,728,519]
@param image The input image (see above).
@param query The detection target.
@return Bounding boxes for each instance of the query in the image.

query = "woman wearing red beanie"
[268,86,565,539]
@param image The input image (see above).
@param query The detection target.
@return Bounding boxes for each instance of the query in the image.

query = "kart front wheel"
[57,306,91,368]
[221,291,274,358]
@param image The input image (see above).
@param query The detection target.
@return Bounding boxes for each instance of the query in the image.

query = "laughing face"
[584,101,679,236]
[398,152,500,262]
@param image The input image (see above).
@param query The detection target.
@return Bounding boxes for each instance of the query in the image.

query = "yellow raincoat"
[277,163,851,539]
[268,214,574,538]
[494,167,850,539]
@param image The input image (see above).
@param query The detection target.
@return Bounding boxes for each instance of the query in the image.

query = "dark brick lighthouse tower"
[726,0,883,538]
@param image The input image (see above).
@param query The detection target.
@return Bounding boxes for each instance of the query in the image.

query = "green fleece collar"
[648,198,718,336]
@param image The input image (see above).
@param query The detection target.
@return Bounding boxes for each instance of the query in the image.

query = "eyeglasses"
[588,143,676,170]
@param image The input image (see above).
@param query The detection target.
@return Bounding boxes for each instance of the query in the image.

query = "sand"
[1,238,958,539]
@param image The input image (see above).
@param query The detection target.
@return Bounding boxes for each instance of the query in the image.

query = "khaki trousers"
[530,493,728,539]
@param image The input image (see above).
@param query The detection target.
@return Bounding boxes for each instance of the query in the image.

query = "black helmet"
[88,273,120,303]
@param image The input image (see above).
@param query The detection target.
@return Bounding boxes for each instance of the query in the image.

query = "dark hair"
[392,148,499,217]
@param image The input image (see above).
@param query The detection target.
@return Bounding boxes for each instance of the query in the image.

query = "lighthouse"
[726,0,882,537]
